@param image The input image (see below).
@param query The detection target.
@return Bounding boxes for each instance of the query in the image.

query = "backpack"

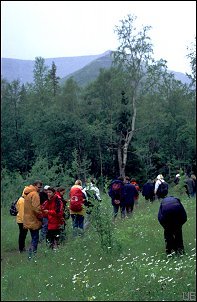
[157,181,168,198]
[69,196,83,212]
[9,198,19,216]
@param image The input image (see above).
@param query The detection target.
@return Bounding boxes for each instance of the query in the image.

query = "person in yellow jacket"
[23,180,43,259]
[16,188,28,253]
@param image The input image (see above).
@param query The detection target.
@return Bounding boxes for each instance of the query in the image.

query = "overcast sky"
[1,1,196,73]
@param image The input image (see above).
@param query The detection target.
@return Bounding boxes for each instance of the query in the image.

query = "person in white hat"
[39,185,50,242]
[154,174,168,199]
[174,174,180,185]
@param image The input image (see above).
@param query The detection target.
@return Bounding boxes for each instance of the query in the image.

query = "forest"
[1,15,196,200]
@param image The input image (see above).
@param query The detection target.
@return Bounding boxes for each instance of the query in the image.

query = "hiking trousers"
[164,226,184,254]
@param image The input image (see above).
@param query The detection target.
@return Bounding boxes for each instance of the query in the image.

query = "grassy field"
[1,191,196,301]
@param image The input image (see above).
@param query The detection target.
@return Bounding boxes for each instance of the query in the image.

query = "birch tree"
[112,14,167,177]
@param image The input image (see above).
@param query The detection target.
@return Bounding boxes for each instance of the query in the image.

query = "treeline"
[1,16,196,195]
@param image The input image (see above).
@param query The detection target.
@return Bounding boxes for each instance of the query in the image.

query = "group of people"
[15,179,101,259]
[107,173,192,256]
[108,174,168,220]
[141,173,196,201]
[15,171,195,259]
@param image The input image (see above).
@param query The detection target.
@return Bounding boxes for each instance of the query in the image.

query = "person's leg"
[50,230,56,249]
[78,215,84,236]
[46,229,54,249]
[150,195,154,202]
[164,228,175,255]
[40,217,48,242]
[120,205,126,218]
[28,229,39,258]
[113,204,119,219]
[174,226,185,254]
[125,205,130,216]
[125,203,134,218]
[71,214,78,237]
[53,229,61,249]
[18,223,28,252]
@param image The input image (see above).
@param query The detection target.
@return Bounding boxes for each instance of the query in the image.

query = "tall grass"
[1,191,196,301]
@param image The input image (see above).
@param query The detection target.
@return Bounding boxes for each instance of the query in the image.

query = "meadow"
[1,190,196,301]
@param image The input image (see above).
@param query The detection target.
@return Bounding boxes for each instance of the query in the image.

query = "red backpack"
[69,186,84,212]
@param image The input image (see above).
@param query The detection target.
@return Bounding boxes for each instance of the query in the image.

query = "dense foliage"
[1,16,196,189]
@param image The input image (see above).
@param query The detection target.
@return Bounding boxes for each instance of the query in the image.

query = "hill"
[61,52,113,86]
[1,51,110,84]
[1,51,191,87]
[62,53,191,87]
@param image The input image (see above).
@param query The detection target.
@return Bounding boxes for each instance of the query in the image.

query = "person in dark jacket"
[185,175,195,198]
[108,176,125,219]
[142,179,155,202]
[123,176,139,217]
[158,196,187,256]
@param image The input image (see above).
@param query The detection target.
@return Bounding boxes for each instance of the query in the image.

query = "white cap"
[44,185,50,190]
[176,174,180,178]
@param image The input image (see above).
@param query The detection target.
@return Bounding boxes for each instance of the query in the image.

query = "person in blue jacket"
[158,195,187,256]
[142,179,155,202]
[108,176,125,219]
[123,176,139,217]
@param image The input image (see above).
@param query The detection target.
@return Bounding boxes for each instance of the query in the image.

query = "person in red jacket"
[41,187,64,250]
[56,186,70,243]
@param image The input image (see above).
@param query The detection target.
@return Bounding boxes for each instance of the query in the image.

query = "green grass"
[1,191,196,301]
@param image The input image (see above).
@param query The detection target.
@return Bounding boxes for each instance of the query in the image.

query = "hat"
[176,174,180,178]
[157,174,164,180]
[44,185,50,190]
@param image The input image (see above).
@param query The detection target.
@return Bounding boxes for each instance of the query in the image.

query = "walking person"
[142,179,155,202]
[123,176,139,217]
[16,189,28,253]
[154,174,168,200]
[185,175,195,198]
[108,176,125,219]
[23,180,43,259]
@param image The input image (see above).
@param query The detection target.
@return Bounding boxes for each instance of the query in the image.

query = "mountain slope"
[1,51,190,87]
[62,54,191,87]
[1,52,109,84]
[61,53,113,86]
